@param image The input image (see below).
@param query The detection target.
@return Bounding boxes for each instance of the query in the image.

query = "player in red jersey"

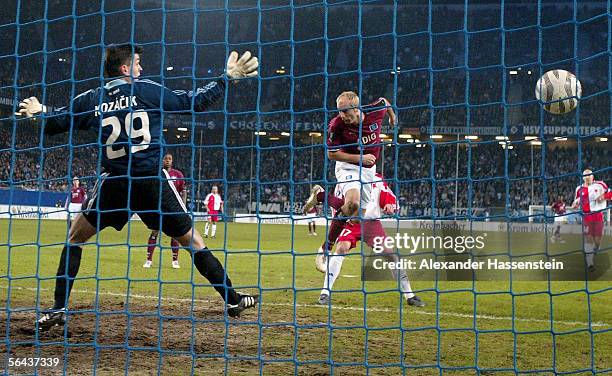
[204,186,223,239]
[65,177,87,225]
[306,204,319,236]
[314,174,424,307]
[571,169,608,271]
[550,195,567,243]
[143,154,186,269]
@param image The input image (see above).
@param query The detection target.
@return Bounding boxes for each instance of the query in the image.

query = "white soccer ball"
[535,70,582,114]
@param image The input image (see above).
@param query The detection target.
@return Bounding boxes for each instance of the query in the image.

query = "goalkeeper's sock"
[53,245,83,309]
[321,253,344,295]
[171,239,180,261]
[317,191,344,211]
[192,248,239,305]
[204,223,210,236]
[385,253,415,299]
[146,233,157,261]
[212,224,217,237]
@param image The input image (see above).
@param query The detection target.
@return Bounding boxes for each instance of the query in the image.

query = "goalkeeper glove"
[14,97,46,117]
[226,51,258,79]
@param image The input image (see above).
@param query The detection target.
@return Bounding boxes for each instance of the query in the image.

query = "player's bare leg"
[342,188,361,220]
[38,213,97,331]
[144,229,159,268]
[174,227,258,317]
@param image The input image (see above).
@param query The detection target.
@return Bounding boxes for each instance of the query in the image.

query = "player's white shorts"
[334,161,376,208]
[68,203,83,220]
[554,215,568,223]
[306,212,317,222]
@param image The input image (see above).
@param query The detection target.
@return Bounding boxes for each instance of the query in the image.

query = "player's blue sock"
[192,248,240,305]
[53,245,83,309]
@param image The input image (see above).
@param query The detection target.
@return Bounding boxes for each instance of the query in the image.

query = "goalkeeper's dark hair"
[104,44,143,78]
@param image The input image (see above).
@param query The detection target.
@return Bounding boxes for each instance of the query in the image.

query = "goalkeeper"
[15,44,260,330]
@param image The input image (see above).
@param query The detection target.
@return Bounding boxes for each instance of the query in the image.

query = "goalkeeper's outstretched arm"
[14,91,96,135]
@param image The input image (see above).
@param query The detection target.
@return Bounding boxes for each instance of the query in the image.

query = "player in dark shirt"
[15,44,260,330]
[65,176,87,226]
[550,195,567,243]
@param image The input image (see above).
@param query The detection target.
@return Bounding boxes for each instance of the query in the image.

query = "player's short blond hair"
[336,91,360,104]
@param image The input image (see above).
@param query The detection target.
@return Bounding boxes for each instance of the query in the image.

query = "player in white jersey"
[316,174,424,307]
[204,186,223,238]
[571,169,608,271]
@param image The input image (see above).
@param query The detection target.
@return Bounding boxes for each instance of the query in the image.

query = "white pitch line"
[0,285,608,328]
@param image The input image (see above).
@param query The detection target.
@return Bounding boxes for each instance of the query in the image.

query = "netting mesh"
[0,1,610,375]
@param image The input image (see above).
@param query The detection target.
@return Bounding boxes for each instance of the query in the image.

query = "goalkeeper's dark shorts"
[82,170,192,238]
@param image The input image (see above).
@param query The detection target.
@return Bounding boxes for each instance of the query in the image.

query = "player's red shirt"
[575,181,608,222]
[69,186,86,204]
[206,193,223,211]
[551,200,566,215]
[605,191,612,200]
[166,168,185,194]
[327,98,387,168]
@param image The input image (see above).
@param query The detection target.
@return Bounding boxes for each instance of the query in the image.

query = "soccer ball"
[535,70,582,114]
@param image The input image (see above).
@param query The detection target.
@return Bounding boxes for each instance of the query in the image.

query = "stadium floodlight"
[177,127,188,132]
[597,137,608,142]
[308,132,322,137]
[430,135,443,139]
[525,136,538,140]
[554,137,567,141]
[281,132,290,136]
[269,137,280,140]
[254,131,267,136]
[399,134,412,139]
[531,140,542,146]
[464,135,478,140]
[495,136,509,140]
